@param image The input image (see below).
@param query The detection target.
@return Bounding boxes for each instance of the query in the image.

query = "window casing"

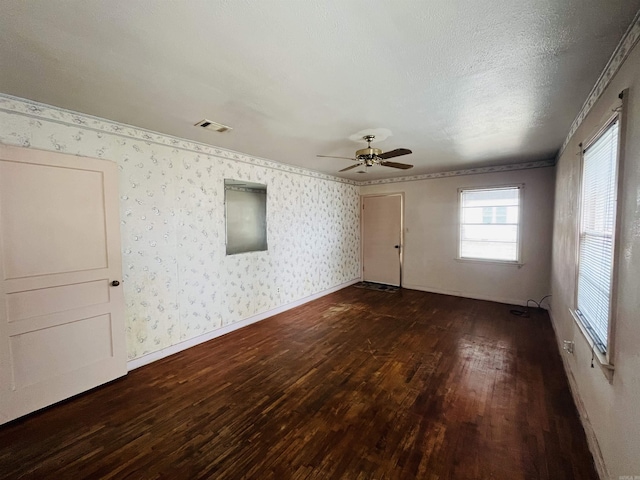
[459,186,522,263]
[575,116,620,354]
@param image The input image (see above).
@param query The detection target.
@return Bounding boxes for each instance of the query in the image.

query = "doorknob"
[394,245,400,249]
[111,280,121,287]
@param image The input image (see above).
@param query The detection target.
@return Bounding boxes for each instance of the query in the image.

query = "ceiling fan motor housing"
[355,147,383,160]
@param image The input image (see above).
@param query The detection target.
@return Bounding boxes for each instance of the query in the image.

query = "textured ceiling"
[1,1,639,180]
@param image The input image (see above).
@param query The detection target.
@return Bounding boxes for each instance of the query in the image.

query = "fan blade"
[317,155,357,160]
[380,161,413,170]
[378,148,412,160]
[339,164,360,172]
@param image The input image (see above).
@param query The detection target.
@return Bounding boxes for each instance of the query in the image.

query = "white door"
[0,145,126,425]
[362,194,402,286]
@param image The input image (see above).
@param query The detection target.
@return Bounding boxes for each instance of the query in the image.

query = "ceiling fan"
[318,135,413,172]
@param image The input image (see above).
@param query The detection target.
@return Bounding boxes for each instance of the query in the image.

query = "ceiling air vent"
[194,119,232,133]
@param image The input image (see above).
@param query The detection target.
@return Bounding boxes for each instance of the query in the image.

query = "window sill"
[455,257,524,268]
[569,309,614,379]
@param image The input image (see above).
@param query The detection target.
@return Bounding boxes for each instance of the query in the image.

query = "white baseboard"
[127,278,360,371]
[547,309,607,480]
[401,283,547,309]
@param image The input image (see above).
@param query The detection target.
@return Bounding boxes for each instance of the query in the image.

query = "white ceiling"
[1,1,639,181]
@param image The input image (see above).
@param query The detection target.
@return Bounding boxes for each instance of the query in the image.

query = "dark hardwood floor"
[0,287,597,479]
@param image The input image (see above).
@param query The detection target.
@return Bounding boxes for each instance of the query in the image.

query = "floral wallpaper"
[0,95,361,360]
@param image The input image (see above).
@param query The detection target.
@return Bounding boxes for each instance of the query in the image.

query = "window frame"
[573,110,624,368]
[457,184,524,265]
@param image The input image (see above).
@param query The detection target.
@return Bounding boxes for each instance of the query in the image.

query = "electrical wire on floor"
[510,295,552,318]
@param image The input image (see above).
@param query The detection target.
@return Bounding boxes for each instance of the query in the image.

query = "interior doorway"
[361,193,403,286]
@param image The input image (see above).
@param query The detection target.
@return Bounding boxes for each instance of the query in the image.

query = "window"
[459,186,521,262]
[576,117,620,354]
[224,179,268,255]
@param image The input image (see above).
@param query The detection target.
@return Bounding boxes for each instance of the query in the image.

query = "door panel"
[362,194,402,286]
[11,314,113,389]
[0,161,108,278]
[0,145,126,425]
[6,280,110,323]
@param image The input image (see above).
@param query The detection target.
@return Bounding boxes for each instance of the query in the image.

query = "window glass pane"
[462,205,518,224]
[576,119,619,353]
[461,224,517,243]
[459,186,520,262]
[461,188,519,206]
[482,207,492,224]
[460,241,517,261]
[225,180,268,255]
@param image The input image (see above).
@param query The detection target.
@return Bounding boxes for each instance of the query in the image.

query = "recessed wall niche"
[224,179,268,255]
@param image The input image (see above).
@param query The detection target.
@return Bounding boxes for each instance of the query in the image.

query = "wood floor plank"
[0,287,597,479]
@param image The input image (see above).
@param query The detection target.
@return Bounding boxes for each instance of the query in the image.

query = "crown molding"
[559,10,640,157]
[0,94,555,187]
[0,94,358,186]
[3,12,639,187]
[356,159,555,186]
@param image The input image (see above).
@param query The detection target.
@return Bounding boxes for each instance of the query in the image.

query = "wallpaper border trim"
[0,93,358,186]
[2,94,557,186]
[559,9,640,156]
[127,278,361,371]
[356,159,555,186]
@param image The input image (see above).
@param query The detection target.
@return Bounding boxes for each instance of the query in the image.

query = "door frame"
[360,192,404,287]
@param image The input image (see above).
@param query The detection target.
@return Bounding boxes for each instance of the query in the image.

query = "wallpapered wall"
[550,38,640,479]
[0,96,361,360]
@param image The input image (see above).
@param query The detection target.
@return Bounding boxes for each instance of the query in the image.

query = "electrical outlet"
[563,340,575,354]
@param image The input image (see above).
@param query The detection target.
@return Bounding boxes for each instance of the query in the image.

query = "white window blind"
[576,119,619,353]
[459,186,521,262]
